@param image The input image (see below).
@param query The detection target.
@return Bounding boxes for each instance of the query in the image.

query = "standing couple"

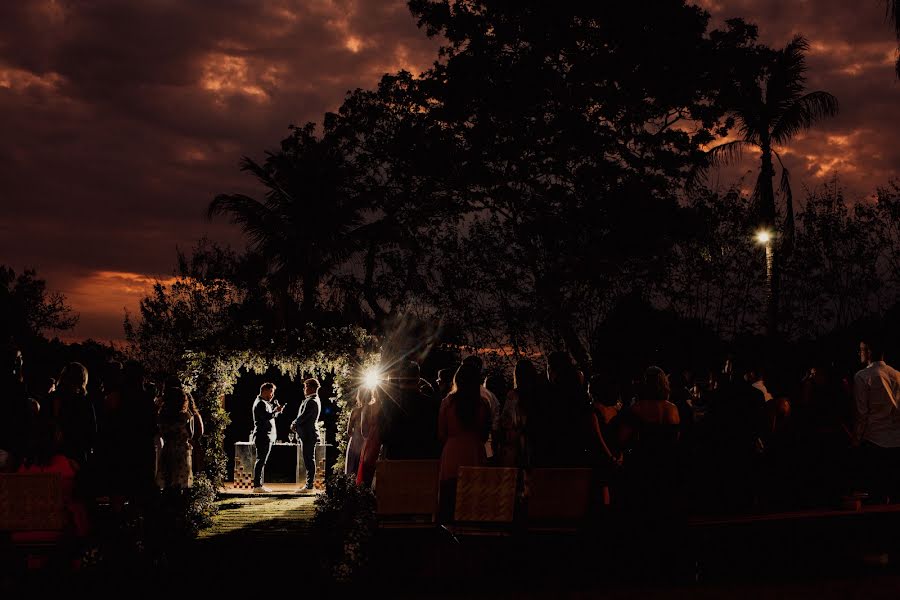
[250,379,321,493]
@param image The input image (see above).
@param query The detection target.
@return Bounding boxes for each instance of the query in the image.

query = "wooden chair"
[0,472,68,570]
[0,473,66,533]
[445,466,518,538]
[374,459,441,528]
[524,467,594,533]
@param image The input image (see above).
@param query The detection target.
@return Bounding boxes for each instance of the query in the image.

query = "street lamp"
[755,229,772,245]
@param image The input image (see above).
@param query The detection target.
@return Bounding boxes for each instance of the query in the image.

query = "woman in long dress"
[345,389,366,477]
[155,384,194,491]
[438,363,492,521]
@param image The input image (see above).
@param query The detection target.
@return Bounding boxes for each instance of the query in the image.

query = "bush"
[311,473,377,582]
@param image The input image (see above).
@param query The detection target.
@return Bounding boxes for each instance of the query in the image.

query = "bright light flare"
[364,369,381,389]
[755,229,772,244]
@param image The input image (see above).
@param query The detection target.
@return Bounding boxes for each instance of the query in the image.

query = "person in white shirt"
[852,336,900,501]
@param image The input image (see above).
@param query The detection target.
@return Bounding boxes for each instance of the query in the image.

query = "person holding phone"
[250,382,284,492]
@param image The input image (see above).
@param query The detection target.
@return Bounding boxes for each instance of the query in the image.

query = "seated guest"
[14,412,91,569]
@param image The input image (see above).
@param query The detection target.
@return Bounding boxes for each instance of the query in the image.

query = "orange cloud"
[0,67,62,91]
[62,270,179,342]
[200,53,281,103]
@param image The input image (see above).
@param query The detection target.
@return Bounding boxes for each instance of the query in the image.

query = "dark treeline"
[154,2,896,368]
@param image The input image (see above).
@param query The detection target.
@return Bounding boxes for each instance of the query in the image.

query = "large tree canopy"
[0,266,78,344]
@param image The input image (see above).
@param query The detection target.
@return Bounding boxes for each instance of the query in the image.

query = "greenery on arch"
[126,272,379,531]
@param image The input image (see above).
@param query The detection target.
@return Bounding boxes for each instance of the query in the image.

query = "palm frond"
[775,151,795,254]
[770,91,839,145]
[238,156,295,206]
[708,140,753,168]
[207,194,280,250]
[686,140,755,193]
[765,35,810,114]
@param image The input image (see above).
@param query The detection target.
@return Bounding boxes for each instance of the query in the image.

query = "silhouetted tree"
[208,123,363,328]
[875,181,900,291]
[653,187,766,338]
[407,1,762,368]
[0,266,78,343]
[691,36,838,339]
[327,71,460,328]
[781,179,883,338]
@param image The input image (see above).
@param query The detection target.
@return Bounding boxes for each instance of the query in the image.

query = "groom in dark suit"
[291,378,322,490]
[250,382,284,492]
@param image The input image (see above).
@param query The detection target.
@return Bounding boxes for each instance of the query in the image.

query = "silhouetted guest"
[155,383,194,491]
[438,363,491,521]
[436,367,455,401]
[48,362,97,469]
[499,359,539,468]
[668,368,697,438]
[15,411,91,567]
[587,373,620,468]
[461,355,500,458]
[705,354,766,509]
[356,390,382,487]
[379,360,440,459]
[616,366,681,509]
[529,351,592,467]
[852,336,900,502]
[95,362,126,501]
[484,372,509,414]
[418,376,436,398]
[344,388,366,477]
[0,342,32,470]
[118,361,159,502]
[745,363,774,402]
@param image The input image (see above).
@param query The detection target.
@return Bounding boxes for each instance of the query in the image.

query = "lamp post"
[755,229,776,338]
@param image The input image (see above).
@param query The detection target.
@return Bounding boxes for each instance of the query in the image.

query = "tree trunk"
[765,243,779,339]
[759,144,779,338]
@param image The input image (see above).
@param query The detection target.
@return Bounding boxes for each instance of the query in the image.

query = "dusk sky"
[1,0,898,342]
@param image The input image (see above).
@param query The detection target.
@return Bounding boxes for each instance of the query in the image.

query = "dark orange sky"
[1,1,898,341]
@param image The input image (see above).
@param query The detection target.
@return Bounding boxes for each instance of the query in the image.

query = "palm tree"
[693,36,838,338]
[208,124,362,328]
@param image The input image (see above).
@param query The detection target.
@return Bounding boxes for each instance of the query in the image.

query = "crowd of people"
[347,337,900,521]
[0,343,203,569]
[3,333,899,566]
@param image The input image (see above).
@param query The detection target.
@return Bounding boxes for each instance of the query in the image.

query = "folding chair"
[374,459,441,528]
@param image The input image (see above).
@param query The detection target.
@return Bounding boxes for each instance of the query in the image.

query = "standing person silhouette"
[291,378,322,491]
[250,383,284,492]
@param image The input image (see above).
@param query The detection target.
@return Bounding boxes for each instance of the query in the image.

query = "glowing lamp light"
[755,229,772,245]
[364,369,381,389]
